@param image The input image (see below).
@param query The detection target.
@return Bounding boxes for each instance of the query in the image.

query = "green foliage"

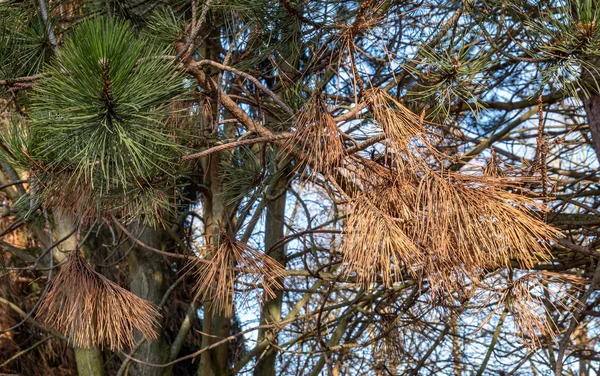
[0,1,53,84]
[280,81,310,113]
[576,0,599,25]
[0,17,189,224]
[214,0,302,72]
[405,42,490,120]
[108,0,189,21]
[0,117,36,171]
[142,6,186,47]
[527,0,600,96]
[30,17,184,188]
[220,146,264,207]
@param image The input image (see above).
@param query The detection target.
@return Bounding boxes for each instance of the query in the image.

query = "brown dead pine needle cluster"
[478,272,583,347]
[28,166,176,227]
[280,96,345,176]
[36,250,160,350]
[283,88,559,296]
[192,233,285,317]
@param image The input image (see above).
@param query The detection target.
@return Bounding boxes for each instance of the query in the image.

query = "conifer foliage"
[26,18,184,223]
[2,1,600,375]
[36,249,160,350]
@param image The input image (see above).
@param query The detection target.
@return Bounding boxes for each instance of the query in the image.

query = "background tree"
[1,0,600,375]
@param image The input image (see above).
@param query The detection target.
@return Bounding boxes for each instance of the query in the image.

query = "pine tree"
[1,1,600,375]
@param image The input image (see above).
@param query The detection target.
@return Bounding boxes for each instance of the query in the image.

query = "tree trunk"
[252,4,300,372]
[198,189,233,375]
[199,133,234,376]
[253,181,287,376]
[127,223,169,376]
[583,96,600,160]
[53,213,105,376]
[75,348,105,376]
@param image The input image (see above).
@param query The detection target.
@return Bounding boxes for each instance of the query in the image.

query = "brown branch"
[121,309,327,368]
[556,239,600,259]
[176,0,214,61]
[344,134,386,155]
[111,217,192,260]
[0,336,52,369]
[193,60,295,117]
[332,102,368,122]
[0,180,28,190]
[0,73,50,86]
[186,64,265,135]
[452,107,538,171]
[182,133,294,160]
[0,297,68,342]
[351,0,376,34]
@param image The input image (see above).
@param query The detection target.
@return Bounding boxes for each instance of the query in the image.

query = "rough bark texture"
[583,96,600,160]
[127,223,169,376]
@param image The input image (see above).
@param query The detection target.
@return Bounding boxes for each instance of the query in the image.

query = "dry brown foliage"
[333,89,560,293]
[343,167,558,290]
[366,89,429,153]
[192,233,285,317]
[280,96,345,176]
[36,250,160,350]
[477,272,583,347]
[29,168,97,221]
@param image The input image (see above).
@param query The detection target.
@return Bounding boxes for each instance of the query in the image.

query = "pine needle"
[478,272,583,347]
[192,233,285,317]
[36,250,160,350]
[341,90,559,292]
[280,96,345,176]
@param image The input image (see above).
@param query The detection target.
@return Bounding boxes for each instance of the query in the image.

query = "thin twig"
[555,259,600,376]
[193,60,295,117]
[0,336,52,368]
[182,133,294,160]
[111,217,192,260]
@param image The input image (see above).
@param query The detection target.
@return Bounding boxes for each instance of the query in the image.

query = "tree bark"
[199,150,233,376]
[127,223,169,376]
[583,96,600,160]
[253,181,287,376]
[252,3,300,372]
[75,348,105,376]
[53,213,105,376]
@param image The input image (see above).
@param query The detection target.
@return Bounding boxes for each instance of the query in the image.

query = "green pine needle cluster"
[405,44,490,120]
[0,2,52,87]
[527,0,600,97]
[30,17,183,184]
[143,6,186,47]
[220,146,265,207]
[5,17,187,224]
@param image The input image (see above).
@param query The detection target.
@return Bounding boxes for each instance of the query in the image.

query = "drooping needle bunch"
[192,231,285,317]
[284,87,559,296]
[280,95,345,176]
[36,249,160,350]
[476,272,583,347]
